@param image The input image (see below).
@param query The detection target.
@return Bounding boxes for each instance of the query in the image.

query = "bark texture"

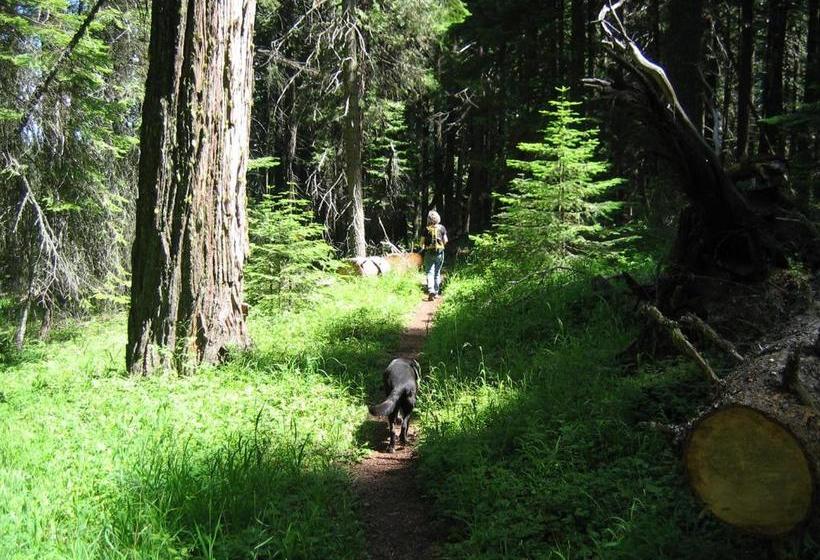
[127,0,256,375]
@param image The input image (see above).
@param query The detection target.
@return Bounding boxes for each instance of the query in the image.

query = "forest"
[1,0,819,558]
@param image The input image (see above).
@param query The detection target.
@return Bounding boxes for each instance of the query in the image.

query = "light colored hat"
[427,210,441,225]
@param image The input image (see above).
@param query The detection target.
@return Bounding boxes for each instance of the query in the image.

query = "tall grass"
[417,266,771,559]
[0,274,420,559]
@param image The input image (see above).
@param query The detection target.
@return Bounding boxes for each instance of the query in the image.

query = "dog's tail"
[369,387,403,417]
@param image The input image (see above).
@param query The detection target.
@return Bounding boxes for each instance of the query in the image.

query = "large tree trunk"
[736,0,754,159]
[342,0,367,258]
[126,0,255,375]
[759,0,790,155]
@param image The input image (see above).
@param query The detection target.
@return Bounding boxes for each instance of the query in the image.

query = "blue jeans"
[424,251,444,295]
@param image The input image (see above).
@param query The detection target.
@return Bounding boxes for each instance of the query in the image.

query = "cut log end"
[684,405,814,536]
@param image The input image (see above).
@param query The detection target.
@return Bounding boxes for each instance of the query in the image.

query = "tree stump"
[684,312,820,536]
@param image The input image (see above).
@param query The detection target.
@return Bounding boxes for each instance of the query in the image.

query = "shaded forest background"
[2,2,820,558]
[1,0,819,348]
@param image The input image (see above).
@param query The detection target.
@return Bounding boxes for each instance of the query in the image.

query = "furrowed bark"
[127,0,256,375]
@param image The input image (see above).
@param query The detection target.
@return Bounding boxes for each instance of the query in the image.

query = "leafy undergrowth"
[417,266,771,559]
[0,274,420,559]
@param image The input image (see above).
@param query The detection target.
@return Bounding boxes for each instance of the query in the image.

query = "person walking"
[421,210,448,301]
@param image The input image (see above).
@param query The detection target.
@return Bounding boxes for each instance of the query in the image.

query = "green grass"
[417,265,775,559]
[0,274,420,559]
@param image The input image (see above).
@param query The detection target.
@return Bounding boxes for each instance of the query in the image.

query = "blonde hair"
[427,210,441,225]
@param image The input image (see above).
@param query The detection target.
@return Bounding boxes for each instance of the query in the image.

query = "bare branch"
[17,0,108,136]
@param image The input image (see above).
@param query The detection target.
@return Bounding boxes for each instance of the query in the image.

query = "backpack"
[424,225,445,253]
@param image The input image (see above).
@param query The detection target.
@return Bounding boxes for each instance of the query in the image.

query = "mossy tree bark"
[126,0,256,375]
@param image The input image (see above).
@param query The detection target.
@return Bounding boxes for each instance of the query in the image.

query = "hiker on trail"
[421,210,448,301]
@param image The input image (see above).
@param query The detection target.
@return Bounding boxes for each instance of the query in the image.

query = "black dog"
[368,358,420,453]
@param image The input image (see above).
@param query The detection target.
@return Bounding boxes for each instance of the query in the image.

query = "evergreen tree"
[246,192,338,311]
[0,2,146,346]
[492,87,623,264]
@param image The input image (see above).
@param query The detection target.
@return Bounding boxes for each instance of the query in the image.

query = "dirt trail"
[352,296,443,560]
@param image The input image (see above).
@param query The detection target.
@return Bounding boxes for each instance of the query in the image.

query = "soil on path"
[352,296,444,560]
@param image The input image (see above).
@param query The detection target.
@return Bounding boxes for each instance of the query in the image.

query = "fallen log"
[384,252,423,274]
[684,311,820,536]
[341,253,422,277]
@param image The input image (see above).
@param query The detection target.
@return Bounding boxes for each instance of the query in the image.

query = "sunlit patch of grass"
[0,274,420,559]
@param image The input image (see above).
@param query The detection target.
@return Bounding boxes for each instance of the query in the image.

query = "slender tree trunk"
[555,0,565,79]
[342,0,366,257]
[467,115,490,233]
[14,259,35,350]
[649,0,661,60]
[453,126,468,237]
[795,0,820,207]
[38,297,52,340]
[807,0,820,104]
[585,0,597,76]
[126,0,256,375]
[737,0,754,158]
[432,116,445,212]
[664,0,705,133]
[14,295,31,350]
[759,0,790,155]
[702,16,720,154]
[569,0,586,93]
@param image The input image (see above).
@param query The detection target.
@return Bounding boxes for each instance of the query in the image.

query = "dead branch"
[17,0,107,135]
[680,313,745,363]
[596,1,712,157]
[378,217,401,254]
[639,303,723,386]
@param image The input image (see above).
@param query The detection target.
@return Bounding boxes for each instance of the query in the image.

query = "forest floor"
[353,296,443,560]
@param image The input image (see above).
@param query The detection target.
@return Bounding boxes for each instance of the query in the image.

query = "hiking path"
[352,295,443,560]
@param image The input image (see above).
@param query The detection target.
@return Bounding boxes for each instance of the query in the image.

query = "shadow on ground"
[414,272,775,560]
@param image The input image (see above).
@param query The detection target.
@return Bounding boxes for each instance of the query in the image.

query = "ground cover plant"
[416,261,776,559]
[0,274,419,559]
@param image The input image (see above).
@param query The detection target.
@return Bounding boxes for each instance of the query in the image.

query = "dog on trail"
[369,358,420,453]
